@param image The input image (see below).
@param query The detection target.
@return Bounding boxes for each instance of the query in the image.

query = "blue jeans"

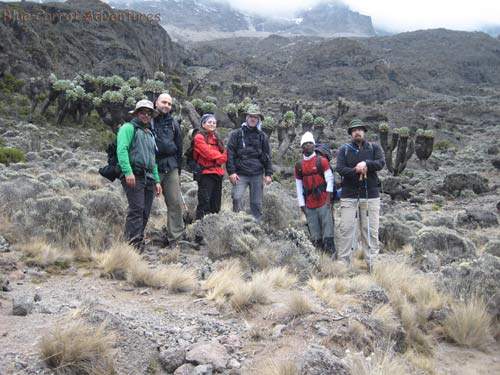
[231,174,263,221]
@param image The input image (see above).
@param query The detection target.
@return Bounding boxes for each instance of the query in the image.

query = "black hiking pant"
[121,176,155,250]
[196,174,223,220]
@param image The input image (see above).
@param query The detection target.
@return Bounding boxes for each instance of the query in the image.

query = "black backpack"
[98,125,136,182]
[184,128,206,180]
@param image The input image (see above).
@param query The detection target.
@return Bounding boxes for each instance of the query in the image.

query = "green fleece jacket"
[116,119,160,183]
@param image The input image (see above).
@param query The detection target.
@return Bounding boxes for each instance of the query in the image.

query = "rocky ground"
[0,106,499,375]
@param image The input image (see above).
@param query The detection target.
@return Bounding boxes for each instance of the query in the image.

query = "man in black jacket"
[154,93,184,245]
[336,118,385,269]
[227,105,273,222]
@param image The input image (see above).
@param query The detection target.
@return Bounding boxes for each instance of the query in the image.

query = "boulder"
[81,189,126,226]
[440,254,500,318]
[455,208,499,229]
[12,296,34,316]
[159,347,186,373]
[13,195,92,243]
[379,215,414,250]
[185,342,229,371]
[0,235,10,252]
[381,177,411,200]
[261,182,300,231]
[484,240,500,257]
[443,173,489,196]
[412,227,476,270]
[297,345,349,375]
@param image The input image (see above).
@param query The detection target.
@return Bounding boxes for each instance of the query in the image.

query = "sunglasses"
[138,110,154,116]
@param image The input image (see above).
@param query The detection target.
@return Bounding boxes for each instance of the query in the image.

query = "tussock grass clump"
[162,265,197,293]
[371,304,399,335]
[39,320,116,374]
[18,240,72,269]
[308,277,359,311]
[98,242,142,279]
[98,242,196,292]
[347,345,410,375]
[405,350,436,375]
[255,357,300,375]
[285,291,313,317]
[317,253,349,278]
[444,297,493,350]
[252,267,297,289]
[204,260,244,304]
[204,261,294,311]
[372,260,445,354]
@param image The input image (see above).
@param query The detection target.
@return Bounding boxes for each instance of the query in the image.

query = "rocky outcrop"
[0,0,184,79]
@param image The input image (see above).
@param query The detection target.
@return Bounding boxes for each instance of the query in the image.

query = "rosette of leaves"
[200,102,216,115]
[142,79,166,101]
[312,116,326,140]
[153,71,166,81]
[415,128,434,163]
[280,111,296,129]
[127,77,141,88]
[301,112,314,132]
[102,75,125,90]
[205,96,217,104]
[262,116,276,138]
[190,98,204,115]
[276,111,298,161]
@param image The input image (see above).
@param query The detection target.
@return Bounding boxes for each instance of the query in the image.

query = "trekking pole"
[350,187,361,268]
[179,191,188,212]
[364,177,373,273]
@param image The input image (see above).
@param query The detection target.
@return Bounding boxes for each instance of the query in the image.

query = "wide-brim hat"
[347,118,367,134]
[245,104,264,120]
[129,99,159,117]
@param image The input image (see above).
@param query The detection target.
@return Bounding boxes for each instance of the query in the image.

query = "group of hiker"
[114,96,385,269]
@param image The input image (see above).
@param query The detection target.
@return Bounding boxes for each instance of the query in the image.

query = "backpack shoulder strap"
[316,155,324,175]
[295,160,303,178]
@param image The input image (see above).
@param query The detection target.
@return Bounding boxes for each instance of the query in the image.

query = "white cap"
[128,99,158,116]
[300,131,315,146]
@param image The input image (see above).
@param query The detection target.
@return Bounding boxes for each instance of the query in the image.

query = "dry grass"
[98,242,142,279]
[347,274,377,293]
[347,346,410,375]
[254,357,300,375]
[405,350,436,375]
[316,252,349,278]
[160,247,180,264]
[39,320,116,374]
[204,260,284,311]
[127,262,165,288]
[308,277,359,311]
[204,260,244,304]
[371,304,399,335]
[18,240,73,269]
[372,260,446,354]
[252,267,297,289]
[162,265,197,293]
[285,291,313,317]
[98,242,196,292]
[443,297,493,350]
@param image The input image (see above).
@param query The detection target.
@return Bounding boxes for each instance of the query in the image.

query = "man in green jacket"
[117,99,162,251]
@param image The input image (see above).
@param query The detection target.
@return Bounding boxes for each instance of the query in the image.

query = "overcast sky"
[223,0,500,32]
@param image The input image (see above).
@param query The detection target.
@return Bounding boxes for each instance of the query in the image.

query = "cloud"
[221,0,500,31]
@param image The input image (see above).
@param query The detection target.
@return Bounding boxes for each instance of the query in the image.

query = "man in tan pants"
[336,119,385,270]
[153,93,185,246]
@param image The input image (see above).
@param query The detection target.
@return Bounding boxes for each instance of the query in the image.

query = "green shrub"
[434,140,455,151]
[0,72,24,94]
[0,147,26,165]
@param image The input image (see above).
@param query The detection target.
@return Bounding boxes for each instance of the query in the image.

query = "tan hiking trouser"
[160,169,185,241]
[337,198,380,265]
